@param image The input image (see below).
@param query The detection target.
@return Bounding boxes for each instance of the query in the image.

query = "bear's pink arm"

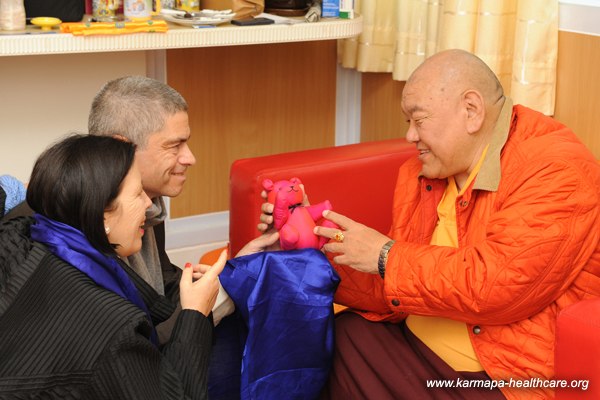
[305,200,333,221]
[272,194,291,230]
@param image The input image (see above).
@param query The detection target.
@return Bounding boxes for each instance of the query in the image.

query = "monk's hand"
[314,210,391,274]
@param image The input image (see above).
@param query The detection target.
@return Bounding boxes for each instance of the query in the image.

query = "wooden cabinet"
[167,41,337,217]
[554,31,600,159]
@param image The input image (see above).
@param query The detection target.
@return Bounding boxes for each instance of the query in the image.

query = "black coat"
[0,217,212,399]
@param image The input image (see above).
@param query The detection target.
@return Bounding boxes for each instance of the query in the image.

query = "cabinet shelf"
[0,16,362,57]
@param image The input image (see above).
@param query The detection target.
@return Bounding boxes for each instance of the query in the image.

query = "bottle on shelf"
[0,0,26,31]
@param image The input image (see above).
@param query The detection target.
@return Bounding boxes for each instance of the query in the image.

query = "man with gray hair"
[89,76,257,400]
[89,76,195,302]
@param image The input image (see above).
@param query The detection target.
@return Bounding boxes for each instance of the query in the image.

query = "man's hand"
[257,199,275,233]
[236,230,281,257]
[314,210,391,274]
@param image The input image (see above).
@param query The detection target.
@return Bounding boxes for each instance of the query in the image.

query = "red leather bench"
[555,297,600,399]
[225,138,417,256]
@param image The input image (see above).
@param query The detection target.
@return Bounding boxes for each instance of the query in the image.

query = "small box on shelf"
[322,0,338,18]
[322,0,354,19]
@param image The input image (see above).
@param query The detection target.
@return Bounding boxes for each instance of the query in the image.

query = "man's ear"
[463,90,485,134]
[112,134,131,143]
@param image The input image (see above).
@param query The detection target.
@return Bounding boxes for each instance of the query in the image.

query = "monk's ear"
[463,90,485,135]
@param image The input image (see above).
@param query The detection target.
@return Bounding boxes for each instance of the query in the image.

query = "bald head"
[408,49,504,106]
[401,50,507,188]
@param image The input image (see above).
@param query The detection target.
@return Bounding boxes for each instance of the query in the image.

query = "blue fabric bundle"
[220,249,340,400]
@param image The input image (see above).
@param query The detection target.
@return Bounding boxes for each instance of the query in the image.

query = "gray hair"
[88,76,188,148]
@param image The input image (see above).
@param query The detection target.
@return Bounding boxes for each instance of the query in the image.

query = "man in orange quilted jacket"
[263,50,600,399]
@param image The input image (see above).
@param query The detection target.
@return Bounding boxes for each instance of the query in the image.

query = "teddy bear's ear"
[290,177,302,185]
[262,179,274,191]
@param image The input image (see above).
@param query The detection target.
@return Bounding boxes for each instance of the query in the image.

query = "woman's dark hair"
[27,134,137,255]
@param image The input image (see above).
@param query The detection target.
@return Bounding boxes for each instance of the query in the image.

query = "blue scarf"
[30,213,157,345]
[220,249,340,400]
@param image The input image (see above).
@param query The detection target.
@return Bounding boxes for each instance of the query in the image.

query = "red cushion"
[228,138,417,256]
[555,297,600,399]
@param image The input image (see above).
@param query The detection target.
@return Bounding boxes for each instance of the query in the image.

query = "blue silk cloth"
[219,249,340,400]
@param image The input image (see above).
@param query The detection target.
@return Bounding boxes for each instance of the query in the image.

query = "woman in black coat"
[0,134,230,399]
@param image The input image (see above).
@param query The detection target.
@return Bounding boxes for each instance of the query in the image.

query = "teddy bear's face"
[263,177,304,206]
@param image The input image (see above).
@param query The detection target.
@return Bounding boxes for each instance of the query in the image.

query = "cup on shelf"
[92,0,120,21]
[124,0,162,20]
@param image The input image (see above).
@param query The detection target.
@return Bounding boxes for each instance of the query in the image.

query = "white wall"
[559,0,600,36]
[0,50,224,261]
[0,51,147,182]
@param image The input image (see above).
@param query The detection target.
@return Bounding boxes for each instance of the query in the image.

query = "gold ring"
[333,231,345,242]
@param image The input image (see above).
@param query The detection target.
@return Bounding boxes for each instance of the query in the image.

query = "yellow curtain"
[339,0,558,115]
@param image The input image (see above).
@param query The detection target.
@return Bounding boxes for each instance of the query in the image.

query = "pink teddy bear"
[262,177,337,251]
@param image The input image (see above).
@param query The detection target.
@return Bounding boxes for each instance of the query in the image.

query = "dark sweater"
[0,186,6,219]
[0,217,212,399]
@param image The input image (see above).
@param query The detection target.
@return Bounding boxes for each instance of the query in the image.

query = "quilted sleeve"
[385,155,600,325]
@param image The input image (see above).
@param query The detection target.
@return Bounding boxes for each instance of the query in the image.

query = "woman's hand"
[180,249,227,317]
[236,230,281,257]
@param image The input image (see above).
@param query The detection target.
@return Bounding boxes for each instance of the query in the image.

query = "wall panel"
[554,31,600,159]
[360,73,409,143]
[167,41,337,218]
